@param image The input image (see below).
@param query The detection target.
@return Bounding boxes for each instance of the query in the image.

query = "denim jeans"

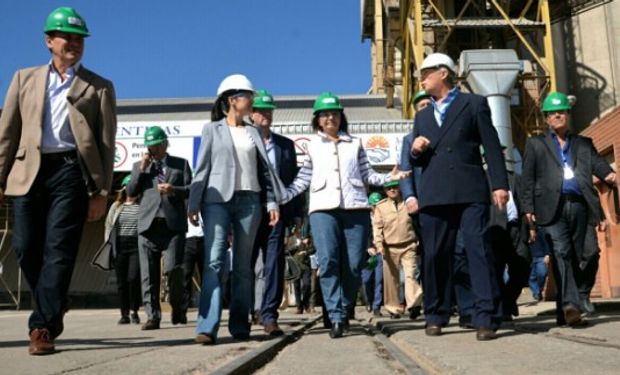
[529,257,548,299]
[309,210,369,323]
[196,191,262,338]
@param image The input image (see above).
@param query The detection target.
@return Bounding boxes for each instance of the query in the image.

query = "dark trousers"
[12,159,88,335]
[361,254,384,310]
[490,224,530,317]
[294,267,312,310]
[181,236,204,312]
[543,198,588,322]
[251,215,285,325]
[138,221,185,320]
[453,231,475,319]
[115,250,141,315]
[577,225,600,301]
[419,203,502,329]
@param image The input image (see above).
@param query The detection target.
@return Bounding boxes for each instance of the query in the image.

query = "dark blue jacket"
[270,133,303,224]
[409,92,508,209]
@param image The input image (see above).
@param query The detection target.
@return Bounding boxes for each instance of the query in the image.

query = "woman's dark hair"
[115,188,127,204]
[211,89,253,122]
[311,111,349,134]
[211,94,230,121]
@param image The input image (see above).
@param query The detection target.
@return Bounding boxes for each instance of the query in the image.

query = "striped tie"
[155,161,165,183]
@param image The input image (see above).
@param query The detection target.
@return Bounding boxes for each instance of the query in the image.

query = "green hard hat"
[313,92,343,114]
[384,180,400,188]
[542,92,571,113]
[44,7,90,37]
[121,175,131,187]
[144,126,168,147]
[253,89,276,110]
[368,192,383,206]
[413,90,430,105]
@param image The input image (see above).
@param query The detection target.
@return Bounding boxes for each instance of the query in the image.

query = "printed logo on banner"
[293,137,311,166]
[114,141,128,169]
[365,135,390,164]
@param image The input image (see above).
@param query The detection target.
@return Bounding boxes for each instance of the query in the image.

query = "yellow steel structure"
[393,0,557,142]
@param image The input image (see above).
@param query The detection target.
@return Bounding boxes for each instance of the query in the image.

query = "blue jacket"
[409,92,508,209]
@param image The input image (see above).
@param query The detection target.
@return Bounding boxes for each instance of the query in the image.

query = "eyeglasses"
[318,111,341,118]
[230,92,253,99]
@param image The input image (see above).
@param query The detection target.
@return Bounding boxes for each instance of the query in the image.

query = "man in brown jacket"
[0,7,116,355]
[373,180,423,319]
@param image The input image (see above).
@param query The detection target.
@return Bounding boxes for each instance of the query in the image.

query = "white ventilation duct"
[459,50,521,172]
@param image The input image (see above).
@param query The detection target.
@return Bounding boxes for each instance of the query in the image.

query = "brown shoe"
[29,328,55,355]
[563,305,583,326]
[296,308,303,314]
[195,333,215,345]
[264,322,284,337]
[141,319,161,330]
[425,325,442,336]
[476,328,498,341]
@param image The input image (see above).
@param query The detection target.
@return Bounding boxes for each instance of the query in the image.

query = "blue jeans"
[196,191,262,338]
[361,254,383,310]
[529,257,548,299]
[309,210,369,323]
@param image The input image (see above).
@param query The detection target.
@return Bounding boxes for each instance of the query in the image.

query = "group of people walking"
[0,7,616,355]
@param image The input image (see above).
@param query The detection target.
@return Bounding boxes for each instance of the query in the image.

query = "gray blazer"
[127,154,192,234]
[188,119,285,213]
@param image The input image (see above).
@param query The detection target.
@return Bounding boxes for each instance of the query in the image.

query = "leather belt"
[561,193,586,204]
[41,150,78,163]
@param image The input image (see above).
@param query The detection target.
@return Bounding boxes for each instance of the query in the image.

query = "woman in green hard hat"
[103,175,142,325]
[188,74,285,345]
[281,92,409,338]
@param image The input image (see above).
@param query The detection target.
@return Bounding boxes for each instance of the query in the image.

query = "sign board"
[113,120,407,172]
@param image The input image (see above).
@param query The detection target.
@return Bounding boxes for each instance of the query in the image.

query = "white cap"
[419,53,457,74]
[217,74,255,96]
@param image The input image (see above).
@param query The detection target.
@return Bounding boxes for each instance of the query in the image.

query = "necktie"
[155,161,165,183]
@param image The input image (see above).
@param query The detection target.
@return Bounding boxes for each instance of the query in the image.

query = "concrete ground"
[1,297,620,374]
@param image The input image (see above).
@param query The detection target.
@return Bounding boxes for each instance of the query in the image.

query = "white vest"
[306,134,371,213]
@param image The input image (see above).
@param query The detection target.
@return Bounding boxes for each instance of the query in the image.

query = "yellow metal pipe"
[540,0,557,91]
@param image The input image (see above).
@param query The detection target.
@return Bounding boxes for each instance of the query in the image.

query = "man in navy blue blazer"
[407,53,509,341]
[251,90,303,336]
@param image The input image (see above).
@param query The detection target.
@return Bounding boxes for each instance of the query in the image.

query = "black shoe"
[232,333,250,341]
[329,323,343,339]
[372,309,383,317]
[130,312,140,324]
[172,309,187,325]
[458,316,474,329]
[425,324,442,336]
[389,312,402,319]
[141,319,161,330]
[118,316,130,325]
[476,327,498,341]
[366,305,372,313]
[408,306,421,320]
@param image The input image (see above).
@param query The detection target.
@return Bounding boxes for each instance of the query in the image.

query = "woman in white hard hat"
[281,92,409,338]
[188,74,285,345]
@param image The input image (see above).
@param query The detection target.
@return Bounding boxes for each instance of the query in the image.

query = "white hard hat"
[419,53,457,74]
[217,74,255,96]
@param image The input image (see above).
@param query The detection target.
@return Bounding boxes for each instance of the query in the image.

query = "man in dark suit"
[407,53,509,341]
[0,8,116,354]
[520,92,615,326]
[250,90,303,336]
[127,126,192,330]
